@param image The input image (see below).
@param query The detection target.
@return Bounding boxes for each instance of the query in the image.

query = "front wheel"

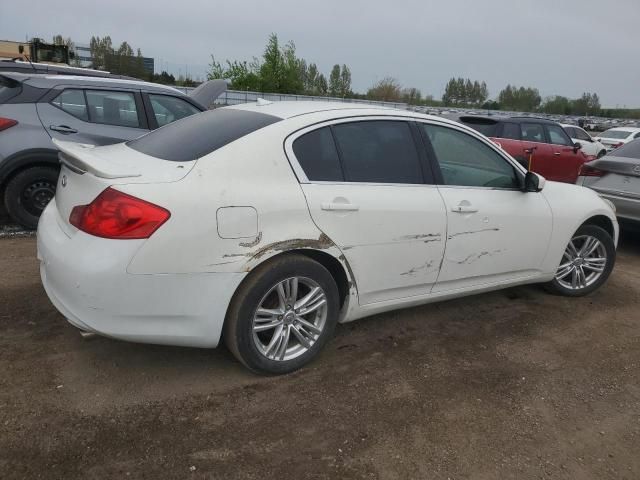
[544,225,615,297]
[224,254,340,374]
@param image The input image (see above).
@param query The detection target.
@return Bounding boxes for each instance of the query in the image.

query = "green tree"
[402,87,422,105]
[367,77,402,102]
[339,64,352,98]
[328,64,341,97]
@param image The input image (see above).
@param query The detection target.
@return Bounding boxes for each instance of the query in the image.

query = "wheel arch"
[0,148,60,190]
[581,214,615,239]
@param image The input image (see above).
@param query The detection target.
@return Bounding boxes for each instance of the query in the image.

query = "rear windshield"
[609,138,640,159]
[127,108,281,161]
[600,129,632,139]
[459,117,498,137]
[0,76,21,103]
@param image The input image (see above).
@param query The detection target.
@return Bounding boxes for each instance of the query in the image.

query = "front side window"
[421,124,519,189]
[331,121,423,184]
[574,128,591,141]
[292,127,343,181]
[546,124,573,146]
[85,90,140,128]
[520,123,545,143]
[51,89,88,121]
[149,94,201,127]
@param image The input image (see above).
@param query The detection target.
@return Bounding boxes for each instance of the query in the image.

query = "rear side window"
[459,117,498,137]
[127,108,281,162]
[501,122,521,140]
[292,127,344,181]
[86,90,139,127]
[51,89,88,121]
[149,94,201,127]
[332,121,423,184]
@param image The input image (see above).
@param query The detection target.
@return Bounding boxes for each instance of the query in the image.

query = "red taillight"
[579,164,605,177]
[69,187,170,239]
[0,117,18,131]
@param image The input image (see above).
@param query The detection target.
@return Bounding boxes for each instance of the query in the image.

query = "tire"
[4,166,59,229]
[544,225,615,297]
[597,150,606,158]
[224,254,340,375]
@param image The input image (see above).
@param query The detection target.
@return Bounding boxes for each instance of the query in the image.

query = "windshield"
[600,129,633,139]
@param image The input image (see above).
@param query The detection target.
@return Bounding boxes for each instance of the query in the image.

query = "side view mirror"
[523,171,544,192]
[573,142,582,153]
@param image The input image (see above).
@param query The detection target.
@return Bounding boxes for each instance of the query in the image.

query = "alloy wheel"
[252,277,328,362]
[555,235,607,290]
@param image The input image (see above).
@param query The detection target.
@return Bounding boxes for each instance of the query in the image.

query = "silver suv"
[0,72,222,228]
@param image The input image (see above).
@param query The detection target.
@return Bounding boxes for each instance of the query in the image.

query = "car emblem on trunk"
[61,175,67,187]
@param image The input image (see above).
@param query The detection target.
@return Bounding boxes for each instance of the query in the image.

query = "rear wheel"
[4,166,59,229]
[544,225,615,297]
[224,254,339,374]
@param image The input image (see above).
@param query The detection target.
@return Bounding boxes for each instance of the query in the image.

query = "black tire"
[4,166,59,229]
[224,254,340,375]
[544,225,615,297]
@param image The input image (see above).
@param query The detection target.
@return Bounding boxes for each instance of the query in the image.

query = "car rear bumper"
[37,199,246,348]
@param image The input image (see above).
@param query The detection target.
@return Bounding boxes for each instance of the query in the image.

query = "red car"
[459,116,596,183]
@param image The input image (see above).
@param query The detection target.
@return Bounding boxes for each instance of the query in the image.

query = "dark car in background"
[458,116,595,184]
[0,72,224,228]
[577,139,640,226]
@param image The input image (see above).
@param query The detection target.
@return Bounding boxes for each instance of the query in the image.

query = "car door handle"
[50,125,78,134]
[554,152,561,156]
[451,205,478,214]
[321,202,360,211]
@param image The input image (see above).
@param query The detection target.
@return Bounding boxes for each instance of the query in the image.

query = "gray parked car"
[0,72,224,228]
[577,138,640,225]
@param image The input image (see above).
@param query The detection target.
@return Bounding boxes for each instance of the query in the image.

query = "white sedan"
[38,102,618,374]
[595,127,640,152]
[561,124,607,158]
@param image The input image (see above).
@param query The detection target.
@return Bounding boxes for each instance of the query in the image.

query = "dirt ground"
[1,230,639,480]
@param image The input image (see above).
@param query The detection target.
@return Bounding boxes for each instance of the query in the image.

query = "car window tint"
[634,132,640,139]
[563,127,576,138]
[292,127,344,181]
[501,122,520,140]
[547,124,573,146]
[421,124,519,189]
[459,118,498,137]
[86,90,139,128]
[51,89,88,121]
[149,94,201,127]
[332,121,423,184]
[127,108,281,162]
[609,139,640,159]
[520,123,545,143]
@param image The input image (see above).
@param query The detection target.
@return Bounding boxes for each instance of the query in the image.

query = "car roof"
[0,71,186,95]
[227,100,455,124]
[601,127,640,133]
[460,115,561,125]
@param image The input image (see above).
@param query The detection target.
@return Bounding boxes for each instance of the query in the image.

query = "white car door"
[416,122,553,293]
[285,119,447,305]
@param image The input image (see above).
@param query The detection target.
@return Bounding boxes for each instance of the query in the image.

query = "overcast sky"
[2,0,639,107]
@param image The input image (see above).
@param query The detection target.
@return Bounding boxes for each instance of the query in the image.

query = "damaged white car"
[37,102,618,374]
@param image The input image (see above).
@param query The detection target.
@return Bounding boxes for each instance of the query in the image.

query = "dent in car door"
[419,122,553,292]
[286,120,448,305]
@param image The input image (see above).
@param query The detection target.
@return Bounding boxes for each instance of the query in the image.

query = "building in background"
[74,43,154,74]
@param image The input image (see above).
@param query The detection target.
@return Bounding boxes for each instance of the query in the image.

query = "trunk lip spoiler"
[54,139,142,179]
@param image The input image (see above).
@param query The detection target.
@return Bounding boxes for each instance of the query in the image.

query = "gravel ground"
[1,230,639,479]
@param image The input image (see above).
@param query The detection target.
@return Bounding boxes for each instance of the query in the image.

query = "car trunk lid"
[53,139,195,234]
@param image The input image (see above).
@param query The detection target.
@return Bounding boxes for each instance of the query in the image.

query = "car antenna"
[18,45,37,73]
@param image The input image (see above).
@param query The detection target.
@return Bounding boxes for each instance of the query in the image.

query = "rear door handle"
[50,125,78,134]
[451,205,478,214]
[554,152,561,156]
[321,202,360,211]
